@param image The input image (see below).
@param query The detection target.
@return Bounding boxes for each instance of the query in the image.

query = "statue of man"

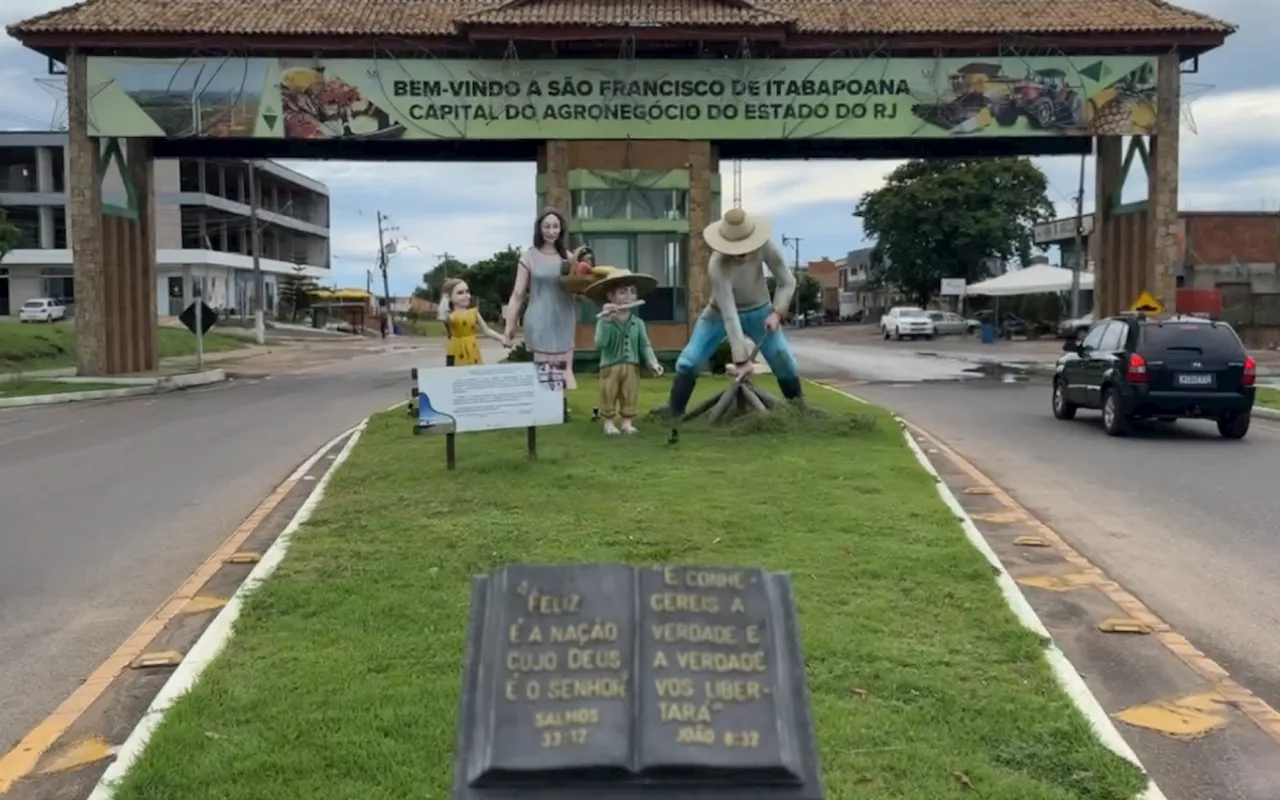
[662,208,803,415]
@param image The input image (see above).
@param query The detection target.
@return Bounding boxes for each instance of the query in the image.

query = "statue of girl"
[504,208,579,390]
[437,277,508,365]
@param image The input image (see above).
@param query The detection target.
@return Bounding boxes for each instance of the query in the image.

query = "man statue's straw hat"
[702,208,772,256]
[584,267,658,305]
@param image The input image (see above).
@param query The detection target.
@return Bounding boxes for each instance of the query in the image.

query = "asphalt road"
[0,347,425,751]
[791,332,1280,714]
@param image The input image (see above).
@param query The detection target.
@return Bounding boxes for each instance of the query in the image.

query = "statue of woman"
[504,208,579,390]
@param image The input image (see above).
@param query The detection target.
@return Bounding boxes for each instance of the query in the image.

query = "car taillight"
[1126,353,1147,383]
[1242,355,1255,387]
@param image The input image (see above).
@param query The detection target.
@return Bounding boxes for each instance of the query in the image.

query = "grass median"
[0,378,123,398]
[0,322,246,373]
[1256,387,1280,410]
[108,378,1146,800]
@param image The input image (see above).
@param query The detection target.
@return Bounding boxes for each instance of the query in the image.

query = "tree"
[422,256,470,303]
[854,158,1054,307]
[796,273,823,315]
[766,272,824,316]
[420,248,521,318]
[0,202,19,263]
[464,246,520,318]
[278,266,318,322]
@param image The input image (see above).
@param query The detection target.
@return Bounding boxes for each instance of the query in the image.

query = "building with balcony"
[838,247,892,318]
[0,131,330,317]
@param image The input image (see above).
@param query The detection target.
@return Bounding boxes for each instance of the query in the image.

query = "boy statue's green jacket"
[595,314,658,368]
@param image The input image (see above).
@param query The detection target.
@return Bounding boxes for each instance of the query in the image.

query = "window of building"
[40,267,74,305]
[50,148,65,192]
[576,233,687,323]
[635,233,687,323]
[572,189,625,220]
[570,188,689,220]
[6,207,40,248]
[181,221,203,249]
[180,207,210,249]
[630,189,687,220]
[0,147,37,192]
[202,162,222,198]
[179,159,202,192]
[52,207,67,249]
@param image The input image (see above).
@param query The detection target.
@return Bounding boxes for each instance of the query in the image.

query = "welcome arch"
[8,0,1232,374]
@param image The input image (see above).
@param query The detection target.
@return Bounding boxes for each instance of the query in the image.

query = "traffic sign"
[179,300,218,336]
[1129,290,1164,314]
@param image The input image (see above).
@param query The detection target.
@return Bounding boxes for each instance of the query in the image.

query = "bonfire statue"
[661,208,804,416]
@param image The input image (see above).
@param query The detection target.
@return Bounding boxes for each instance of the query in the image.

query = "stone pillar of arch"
[1092,52,1181,318]
[66,50,159,375]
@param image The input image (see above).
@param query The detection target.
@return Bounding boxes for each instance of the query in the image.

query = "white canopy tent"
[966,264,1093,296]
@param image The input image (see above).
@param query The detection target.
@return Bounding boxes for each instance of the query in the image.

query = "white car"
[881,307,935,340]
[927,310,978,336]
[19,298,67,323]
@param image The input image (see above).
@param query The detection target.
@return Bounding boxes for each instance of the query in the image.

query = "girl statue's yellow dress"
[445,307,484,365]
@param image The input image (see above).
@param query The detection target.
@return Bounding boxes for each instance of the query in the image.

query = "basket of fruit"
[559,246,612,295]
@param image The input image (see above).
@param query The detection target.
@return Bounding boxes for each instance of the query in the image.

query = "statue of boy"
[662,208,802,415]
[587,268,664,434]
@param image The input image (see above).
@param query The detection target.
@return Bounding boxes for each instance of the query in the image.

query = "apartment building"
[0,131,330,317]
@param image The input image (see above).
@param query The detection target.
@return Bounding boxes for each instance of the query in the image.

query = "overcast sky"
[2,0,1276,293]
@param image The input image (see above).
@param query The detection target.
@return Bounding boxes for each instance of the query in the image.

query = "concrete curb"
[85,403,408,798]
[0,370,226,409]
[895,421,1165,799]
[808,382,1163,799]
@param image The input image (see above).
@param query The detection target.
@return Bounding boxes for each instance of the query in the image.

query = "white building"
[0,131,330,318]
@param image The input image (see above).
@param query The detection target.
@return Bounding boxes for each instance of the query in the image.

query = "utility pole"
[248,162,265,344]
[376,211,393,338]
[1070,152,1085,319]
[781,234,802,322]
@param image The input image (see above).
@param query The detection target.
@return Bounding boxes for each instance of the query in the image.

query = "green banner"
[85,56,1158,140]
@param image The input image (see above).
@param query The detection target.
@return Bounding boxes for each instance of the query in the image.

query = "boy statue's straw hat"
[584,267,659,305]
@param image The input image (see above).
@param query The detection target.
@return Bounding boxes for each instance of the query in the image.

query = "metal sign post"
[194,287,204,371]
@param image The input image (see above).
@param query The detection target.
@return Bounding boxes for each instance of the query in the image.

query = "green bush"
[503,342,533,363]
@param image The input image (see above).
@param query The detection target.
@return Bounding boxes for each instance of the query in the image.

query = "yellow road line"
[906,419,1280,746]
[0,468,302,793]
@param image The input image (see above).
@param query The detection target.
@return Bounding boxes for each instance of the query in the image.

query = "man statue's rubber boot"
[777,376,803,402]
[666,371,699,416]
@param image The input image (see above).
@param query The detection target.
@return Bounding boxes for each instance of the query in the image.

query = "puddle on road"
[848,363,1036,388]
[962,362,1034,383]
[792,342,1041,386]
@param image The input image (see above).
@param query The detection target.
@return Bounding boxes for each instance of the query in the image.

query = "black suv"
[1052,313,1257,438]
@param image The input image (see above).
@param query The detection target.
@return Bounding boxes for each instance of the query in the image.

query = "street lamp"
[781,234,802,323]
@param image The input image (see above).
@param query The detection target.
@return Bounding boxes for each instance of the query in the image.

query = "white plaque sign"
[415,362,564,435]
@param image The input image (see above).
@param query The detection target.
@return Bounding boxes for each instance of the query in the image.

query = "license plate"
[1176,373,1213,386]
